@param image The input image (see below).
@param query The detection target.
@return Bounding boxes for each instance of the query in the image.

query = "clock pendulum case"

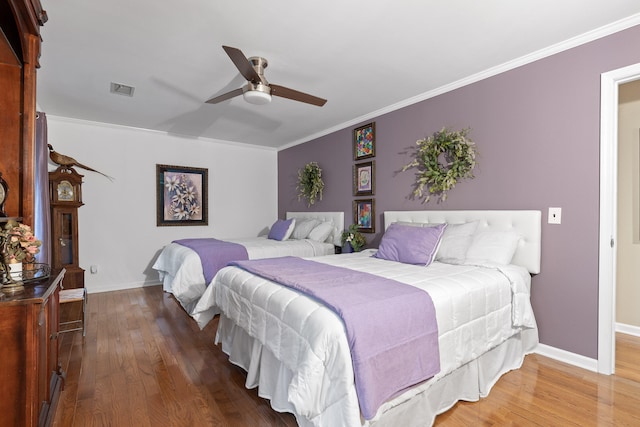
[49,166,85,289]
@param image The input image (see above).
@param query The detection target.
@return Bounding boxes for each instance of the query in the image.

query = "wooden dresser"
[0,269,66,427]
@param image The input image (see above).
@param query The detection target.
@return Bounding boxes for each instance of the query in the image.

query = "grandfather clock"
[49,166,85,289]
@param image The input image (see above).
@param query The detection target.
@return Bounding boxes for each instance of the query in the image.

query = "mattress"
[153,237,334,317]
[198,250,538,426]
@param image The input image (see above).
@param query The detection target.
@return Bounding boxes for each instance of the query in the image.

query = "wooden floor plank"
[54,285,640,426]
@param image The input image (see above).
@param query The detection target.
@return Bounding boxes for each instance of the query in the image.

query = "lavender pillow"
[374,223,447,265]
[268,218,296,241]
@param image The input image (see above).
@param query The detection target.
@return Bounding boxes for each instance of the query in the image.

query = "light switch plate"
[548,207,562,224]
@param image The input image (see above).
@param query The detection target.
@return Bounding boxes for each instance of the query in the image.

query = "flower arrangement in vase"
[1,220,41,287]
[341,224,366,252]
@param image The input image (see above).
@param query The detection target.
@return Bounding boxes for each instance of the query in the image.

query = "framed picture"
[353,160,375,196]
[353,122,375,160]
[156,164,208,226]
[353,198,375,233]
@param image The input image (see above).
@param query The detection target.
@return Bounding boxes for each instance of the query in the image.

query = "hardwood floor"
[55,286,640,426]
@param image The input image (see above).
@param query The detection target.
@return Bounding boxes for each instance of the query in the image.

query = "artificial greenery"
[402,127,477,203]
[297,162,324,206]
[341,224,366,252]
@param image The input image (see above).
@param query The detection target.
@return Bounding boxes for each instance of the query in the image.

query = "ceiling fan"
[205,46,327,107]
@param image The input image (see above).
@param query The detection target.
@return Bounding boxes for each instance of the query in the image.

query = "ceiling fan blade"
[205,88,244,104]
[270,84,327,107]
[222,45,261,83]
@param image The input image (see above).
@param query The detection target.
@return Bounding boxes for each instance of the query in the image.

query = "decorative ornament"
[402,127,477,203]
[297,162,324,207]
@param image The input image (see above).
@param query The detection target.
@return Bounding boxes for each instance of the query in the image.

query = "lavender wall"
[278,25,640,359]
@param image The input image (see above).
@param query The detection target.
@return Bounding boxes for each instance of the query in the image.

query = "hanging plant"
[297,162,324,206]
[402,127,477,203]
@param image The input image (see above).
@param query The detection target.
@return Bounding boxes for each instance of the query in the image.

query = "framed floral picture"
[156,164,208,226]
[353,160,375,196]
[353,122,375,160]
[353,198,375,233]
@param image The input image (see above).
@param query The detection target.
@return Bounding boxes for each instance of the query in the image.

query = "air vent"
[110,82,135,97]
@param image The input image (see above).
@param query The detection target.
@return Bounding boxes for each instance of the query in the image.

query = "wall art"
[156,164,208,226]
[353,122,375,160]
[353,160,375,196]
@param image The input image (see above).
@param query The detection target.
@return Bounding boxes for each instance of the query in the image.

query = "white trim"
[599,62,640,375]
[534,344,598,373]
[616,322,640,338]
[279,14,640,151]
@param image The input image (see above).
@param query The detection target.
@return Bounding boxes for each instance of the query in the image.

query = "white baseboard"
[534,343,598,373]
[87,280,162,294]
[616,322,640,337]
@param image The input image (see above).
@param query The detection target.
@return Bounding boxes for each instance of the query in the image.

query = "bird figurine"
[48,144,114,181]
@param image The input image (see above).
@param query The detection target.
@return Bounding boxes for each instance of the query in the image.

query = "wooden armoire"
[0,2,66,427]
[0,0,47,226]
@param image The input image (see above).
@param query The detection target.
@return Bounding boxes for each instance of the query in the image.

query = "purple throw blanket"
[174,238,248,285]
[229,256,440,420]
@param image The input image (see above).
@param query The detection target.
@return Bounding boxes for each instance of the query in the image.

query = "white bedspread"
[153,237,334,316]
[195,250,536,426]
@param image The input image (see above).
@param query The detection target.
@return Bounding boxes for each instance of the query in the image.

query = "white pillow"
[308,221,334,243]
[436,221,479,264]
[291,219,320,239]
[465,230,520,265]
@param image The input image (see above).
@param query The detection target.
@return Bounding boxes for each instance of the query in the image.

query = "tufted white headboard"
[384,210,541,274]
[286,211,345,246]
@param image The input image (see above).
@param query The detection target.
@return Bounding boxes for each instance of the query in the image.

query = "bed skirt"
[215,314,539,427]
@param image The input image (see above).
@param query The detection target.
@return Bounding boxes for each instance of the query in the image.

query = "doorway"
[598,62,640,374]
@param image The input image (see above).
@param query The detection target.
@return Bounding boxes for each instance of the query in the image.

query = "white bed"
[197,210,541,426]
[152,211,344,318]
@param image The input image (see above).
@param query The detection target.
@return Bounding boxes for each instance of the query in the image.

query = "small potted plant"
[341,224,366,253]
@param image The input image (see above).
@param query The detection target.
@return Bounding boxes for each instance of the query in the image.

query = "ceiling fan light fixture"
[243,90,272,105]
[243,83,272,105]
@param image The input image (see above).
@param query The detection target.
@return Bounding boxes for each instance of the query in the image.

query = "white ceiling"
[36,0,640,150]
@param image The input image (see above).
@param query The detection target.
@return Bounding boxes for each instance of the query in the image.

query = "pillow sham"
[374,223,447,265]
[291,219,320,239]
[268,218,296,241]
[436,221,479,264]
[391,220,478,264]
[465,230,520,265]
[308,221,334,243]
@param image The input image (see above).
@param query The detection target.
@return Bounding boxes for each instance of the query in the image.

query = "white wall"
[617,80,640,327]
[47,116,278,293]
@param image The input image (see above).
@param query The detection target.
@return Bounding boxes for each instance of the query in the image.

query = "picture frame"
[353,160,375,196]
[156,164,208,226]
[353,198,375,233]
[353,122,375,160]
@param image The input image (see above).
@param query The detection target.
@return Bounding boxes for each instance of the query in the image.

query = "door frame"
[598,62,640,374]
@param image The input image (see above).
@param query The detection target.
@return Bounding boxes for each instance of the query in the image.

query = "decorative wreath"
[297,162,324,206]
[402,127,477,203]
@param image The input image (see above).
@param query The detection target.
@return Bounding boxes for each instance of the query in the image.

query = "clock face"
[57,180,75,201]
[0,184,5,204]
